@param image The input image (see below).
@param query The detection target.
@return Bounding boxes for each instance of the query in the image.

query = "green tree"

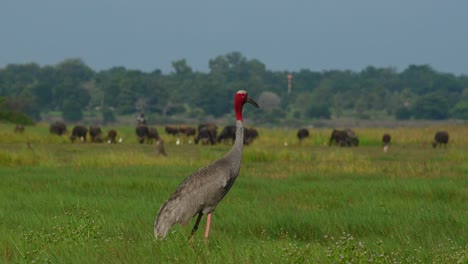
[412,93,450,120]
[451,102,468,119]
[102,107,116,124]
[171,59,193,77]
[62,99,83,121]
[395,107,412,120]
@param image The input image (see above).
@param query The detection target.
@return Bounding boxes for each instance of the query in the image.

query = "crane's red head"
[234,90,258,121]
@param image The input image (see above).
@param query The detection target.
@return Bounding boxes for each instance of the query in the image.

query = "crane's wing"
[154,158,235,239]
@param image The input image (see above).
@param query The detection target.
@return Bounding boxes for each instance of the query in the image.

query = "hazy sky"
[1,1,467,75]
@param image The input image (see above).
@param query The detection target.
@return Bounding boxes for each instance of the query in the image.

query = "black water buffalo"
[14,124,25,133]
[244,128,259,145]
[217,125,236,144]
[70,125,88,143]
[217,125,258,145]
[136,124,159,144]
[107,129,118,144]
[329,129,359,147]
[432,131,449,148]
[297,128,309,142]
[136,124,149,144]
[195,123,217,145]
[50,121,67,136]
[89,126,103,143]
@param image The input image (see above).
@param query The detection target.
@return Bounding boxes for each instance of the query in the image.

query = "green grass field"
[0,123,467,263]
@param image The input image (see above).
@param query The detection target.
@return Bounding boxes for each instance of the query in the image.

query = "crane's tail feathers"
[154,201,187,239]
[154,210,174,239]
[154,219,174,239]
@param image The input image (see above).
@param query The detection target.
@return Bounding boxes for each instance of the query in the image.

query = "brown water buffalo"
[382,133,391,152]
[178,125,196,137]
[329,129,359,147]
[165,125,179,136]
[432,131,449,148]
[70,125,88,143]
[89,126,103,143]
[107,129,118,144]
[297,128,309,142]
[382,133,391,146]
[50,121,67,136]
[14,124,25,133]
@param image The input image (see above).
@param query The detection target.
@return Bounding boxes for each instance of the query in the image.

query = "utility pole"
[287,74,293,94]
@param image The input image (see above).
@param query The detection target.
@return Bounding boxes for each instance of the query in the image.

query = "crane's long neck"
[224,120,244,176]
[233,120,244,153]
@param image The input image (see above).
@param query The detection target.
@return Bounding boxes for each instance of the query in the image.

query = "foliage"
[62,99,83,122]
[102,107,116,124]
[0,97,35,125]
[451,102,468,119]
[395,107,412,120]
[412,93,450,120]
[1,55,468,123]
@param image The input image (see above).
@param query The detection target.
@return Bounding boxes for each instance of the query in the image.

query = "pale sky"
[1,1,467,75]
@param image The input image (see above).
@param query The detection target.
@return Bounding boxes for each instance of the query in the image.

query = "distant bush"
[451,102,468,120]
[0,111,34,125]
[102,107,116,124]
[395,107,412,120]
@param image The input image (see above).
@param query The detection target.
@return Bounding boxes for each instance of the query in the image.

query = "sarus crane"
[154,90,258,240]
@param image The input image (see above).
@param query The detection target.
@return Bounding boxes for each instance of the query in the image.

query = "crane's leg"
[189,212,203,241]
[204,213,212,239]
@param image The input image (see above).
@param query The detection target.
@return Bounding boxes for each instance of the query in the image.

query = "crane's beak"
[247,97,259,108]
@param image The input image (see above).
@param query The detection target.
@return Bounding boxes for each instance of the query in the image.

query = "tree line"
[1,52,468,125]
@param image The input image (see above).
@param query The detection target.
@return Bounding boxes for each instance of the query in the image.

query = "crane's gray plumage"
[154,90,257,239]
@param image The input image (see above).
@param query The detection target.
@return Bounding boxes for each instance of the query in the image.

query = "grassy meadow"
[0,123,467,263]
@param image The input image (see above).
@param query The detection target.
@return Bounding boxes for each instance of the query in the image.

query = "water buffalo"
[178,125,196,137]
[136,124,149,144]
[329,129,359,147]
[382,133,391,146]
[216,125,258,145]
[432,131,449,148]
[217,125,236,144]
[195,123,217,145]
[165,125,179,136]
[50,121,67,136]
[70,125,88,143]
[107,129,118,144]
[136,124,159,144]
[297,128,309,142]
[14,124,25,133]
[89,126,103,143]
[244,127,259,145]
[382,133,391,152]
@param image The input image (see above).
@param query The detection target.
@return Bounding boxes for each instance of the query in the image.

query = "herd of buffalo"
[297,127,449,149]
[45,121,261,147]
[17,121,450,150]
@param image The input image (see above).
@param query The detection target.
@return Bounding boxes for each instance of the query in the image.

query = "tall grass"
[0,123,466,263]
